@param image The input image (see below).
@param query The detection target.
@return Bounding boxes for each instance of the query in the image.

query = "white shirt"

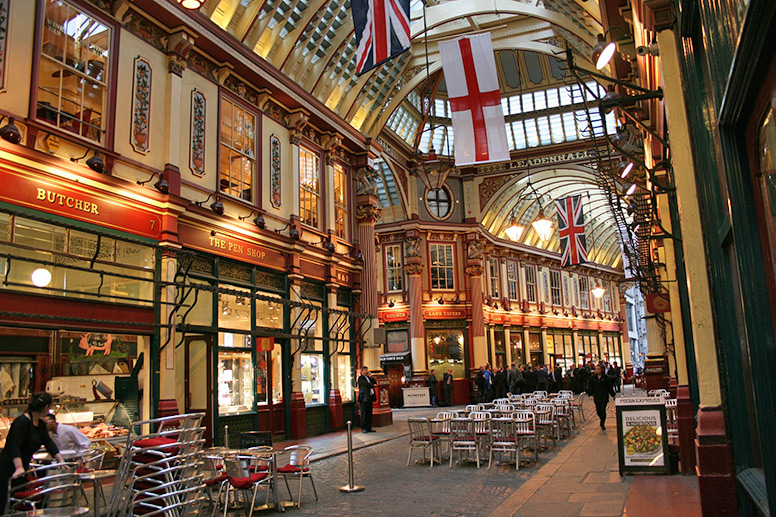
[50,423,91,453]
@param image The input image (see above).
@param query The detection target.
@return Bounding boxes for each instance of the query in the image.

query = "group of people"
[426,369,454,407]
[0,392,92,512]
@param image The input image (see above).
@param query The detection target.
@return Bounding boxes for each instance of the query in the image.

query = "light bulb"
[31,268,52,287]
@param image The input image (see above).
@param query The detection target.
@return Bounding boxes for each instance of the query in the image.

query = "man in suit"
[357,366,377,432]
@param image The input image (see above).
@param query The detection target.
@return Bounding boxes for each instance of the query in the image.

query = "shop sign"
[256,337,274,351]
[1,170,162,239]
[178,224,285,269]
[489,313,505,324]
[380,308,410,322]
[615,397,670,475]
[423,307,467,319]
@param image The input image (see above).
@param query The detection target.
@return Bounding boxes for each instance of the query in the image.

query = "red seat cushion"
[204,473,227,486]
[12,488,42,501]
[228,472,268,490]
[134,437,178,451]
[277,464,310,474]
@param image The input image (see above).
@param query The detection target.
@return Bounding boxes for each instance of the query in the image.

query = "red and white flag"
[438,33,509,166]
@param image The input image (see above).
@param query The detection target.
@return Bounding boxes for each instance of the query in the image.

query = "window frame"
[579,276,590,310]
[33,0,118,147]
[428,242,455,290]
[384,243,403,293]
[218,93,259,203]
[299,144,323,230]
[425,186,453,220]
[506,261,519,301]
[332,162,348,240]
[524,264,537,303]
[550,269,562,306]
[488,257,500,298]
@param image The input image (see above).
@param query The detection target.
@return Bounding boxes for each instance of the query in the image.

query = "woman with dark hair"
[0,392,64,512]
[587,363,616,430]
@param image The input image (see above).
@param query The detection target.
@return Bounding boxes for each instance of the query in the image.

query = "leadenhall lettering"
[36,188,99,215]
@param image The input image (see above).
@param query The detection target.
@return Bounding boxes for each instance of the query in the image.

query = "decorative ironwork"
[300,281,324,300]
[255,271,285,291]
[218,261,251,282]
[425,319,467,329]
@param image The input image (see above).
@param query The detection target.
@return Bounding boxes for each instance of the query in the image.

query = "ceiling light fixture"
[591,283,606,299]
[31,268,52,287]
[625,184,637,196]
[619,161,634,179]
[504,214,525,241]
[177,0,204,9]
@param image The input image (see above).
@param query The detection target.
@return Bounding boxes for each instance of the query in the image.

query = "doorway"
[184,335,212,445]
[385,364,404,408]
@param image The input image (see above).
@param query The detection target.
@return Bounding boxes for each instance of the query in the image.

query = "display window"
[217,350,254,414]
[426,328,465,378]
[300,354,324,405]
[256,340,283,405]
[493,329,506,369]
[528,332,543,367]
[510,330,524,365]
[333,354,352,402]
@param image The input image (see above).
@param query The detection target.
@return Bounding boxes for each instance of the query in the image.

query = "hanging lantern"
[415,145,455,192]
[591,283,606,299]
[532,207,553,242]
[504,216,525,241]
[177,0,205,9]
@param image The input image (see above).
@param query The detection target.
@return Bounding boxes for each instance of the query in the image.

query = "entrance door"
[385,364,404,408]
[185,335,212,445]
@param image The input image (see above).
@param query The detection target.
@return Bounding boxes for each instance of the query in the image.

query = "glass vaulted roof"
[202,0,635,270]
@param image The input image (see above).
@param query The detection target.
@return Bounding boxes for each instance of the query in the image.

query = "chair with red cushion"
[6,462,81,513]
[407,418,441,468]
[275,445,318,507]
[222,454,274,517]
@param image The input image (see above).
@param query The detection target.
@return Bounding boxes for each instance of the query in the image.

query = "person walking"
[357,366,377,433]
[0,392,65,512]
[442,369,453,407]
[428,370,438,407]
[475,366,487,402]
[493,366,508,399]
[507,363,519,395]
[587,363,616,430]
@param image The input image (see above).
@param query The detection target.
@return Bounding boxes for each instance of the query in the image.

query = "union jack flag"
[556,195,588,268]
[352,0,411,76]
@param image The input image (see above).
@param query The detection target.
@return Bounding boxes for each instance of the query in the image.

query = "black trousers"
[595,400,608,427]
[359,400,373,431]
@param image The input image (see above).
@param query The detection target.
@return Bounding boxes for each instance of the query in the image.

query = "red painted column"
[695,406,737,514]
[676,385,696,474]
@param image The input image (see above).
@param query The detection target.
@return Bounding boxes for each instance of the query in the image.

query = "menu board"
[615,397,670,474]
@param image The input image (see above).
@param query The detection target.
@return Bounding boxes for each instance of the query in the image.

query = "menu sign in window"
[615,397,670,475]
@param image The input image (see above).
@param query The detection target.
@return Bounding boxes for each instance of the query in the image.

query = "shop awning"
[380,352,410,362]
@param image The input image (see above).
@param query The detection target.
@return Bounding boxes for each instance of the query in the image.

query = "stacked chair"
[5,462,81,513]
[106,413,208,516]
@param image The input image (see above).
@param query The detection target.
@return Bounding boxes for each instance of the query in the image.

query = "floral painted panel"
[190,90,206,176]
[270,134,281,208]
[0,0,8,93]
[131,57,152,154]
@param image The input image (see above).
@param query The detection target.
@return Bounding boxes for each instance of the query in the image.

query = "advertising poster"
[616,397,669,474]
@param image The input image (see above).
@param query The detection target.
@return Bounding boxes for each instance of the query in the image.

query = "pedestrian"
[428,369,438,407]
[493,366,508,399]
[552,363,563,392]
[442,368,453,407]
[587,363,616,430]
[507,363,518,395]
[357,366,377,433]
[475,366,487,402]
[0,392,65,512]
[536,364,549,392]
[484,364,494,402]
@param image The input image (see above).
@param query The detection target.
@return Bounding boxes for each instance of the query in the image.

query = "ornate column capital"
[466,265,484,277]
[356,203,382,224]
[166,29,196,76]
[403,263,424,275]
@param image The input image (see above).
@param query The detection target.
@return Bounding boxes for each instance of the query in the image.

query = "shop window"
[333,163,348,240]
[300,354,324,405]
[299,146,321,229]
[510,331,524,365]
[219,97,256,202]
[494,330,506,369]
[579,276,589,309]
[255,296,283,329]
[218,288,252,332]
[506,261,519,301]
[256,339,282,405]
[1,214,155,306]
[331,306,353,402]
[758,108,776,307]
[426,329,465,378]
[36,0,111,143]
[524,264,537,303]
[333,353,352,402]
[550,270,562,306]
[426,187,451,219]
[488,258,500,298]
[385,244,403,292]
[429,243,454,290]
[218,350,254,414]
[528,332,543,367]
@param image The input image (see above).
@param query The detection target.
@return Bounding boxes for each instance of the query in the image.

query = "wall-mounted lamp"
[625,184,638,197]
[239,210,266,229]
[618,160,634,179]
[274,222,300,240]
[312,235,335,252]
[195,193,224,215]
[591,26,631,69]
[136,171,169,194]
[70,148,104,173]
[0,116,21,144]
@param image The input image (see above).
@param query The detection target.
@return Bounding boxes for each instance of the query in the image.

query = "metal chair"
[570,392,587,422]
[431,412,456,454]
[222,454,274,517]
[6,462,81,513]
[648,389,670,398]
[407,418,441,468]
[276,445,318,508]
[489,418,519,470]
[534,403,558,449]
[449,418,482,468]
[666,398,679,444]
[553,398,574,437]
[513,411,539,464]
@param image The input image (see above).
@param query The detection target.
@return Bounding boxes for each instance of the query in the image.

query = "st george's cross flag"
[556,195,588,268]
[352,0,411,76]
[438,33,510,166]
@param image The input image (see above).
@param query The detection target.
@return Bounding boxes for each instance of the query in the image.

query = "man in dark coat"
[507,363,519,394]
[552,364,563,392]
[442,369,454,406]
[428,370,438,407]
[523,365,536,394]
[587,363,616,430]
[536,365,549,392]
[475,366,487,402]
[493,367,508,399]
[357,366,377,432]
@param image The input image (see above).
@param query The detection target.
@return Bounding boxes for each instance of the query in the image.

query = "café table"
[7,507,90,517]
[78,468,114,517]
[208,447,290,513]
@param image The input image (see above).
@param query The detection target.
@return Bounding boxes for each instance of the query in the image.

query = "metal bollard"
[224,425,229,448]
[339,421,364,493]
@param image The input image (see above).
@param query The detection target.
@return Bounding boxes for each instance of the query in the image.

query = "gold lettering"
[47,191,56,203]
[37,188,45,200]
[91,204,99,215]
[83,202,91,213]
[66,198,74,208]
[56,194,65,205]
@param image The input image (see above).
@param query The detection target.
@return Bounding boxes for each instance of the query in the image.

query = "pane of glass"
[218,350,254,414]
[219,287,252,331]
[13,217,67,252]
[333,354,352,402]
[426,329,465,378]
[546,88,559,108]
[300,353,324,405]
